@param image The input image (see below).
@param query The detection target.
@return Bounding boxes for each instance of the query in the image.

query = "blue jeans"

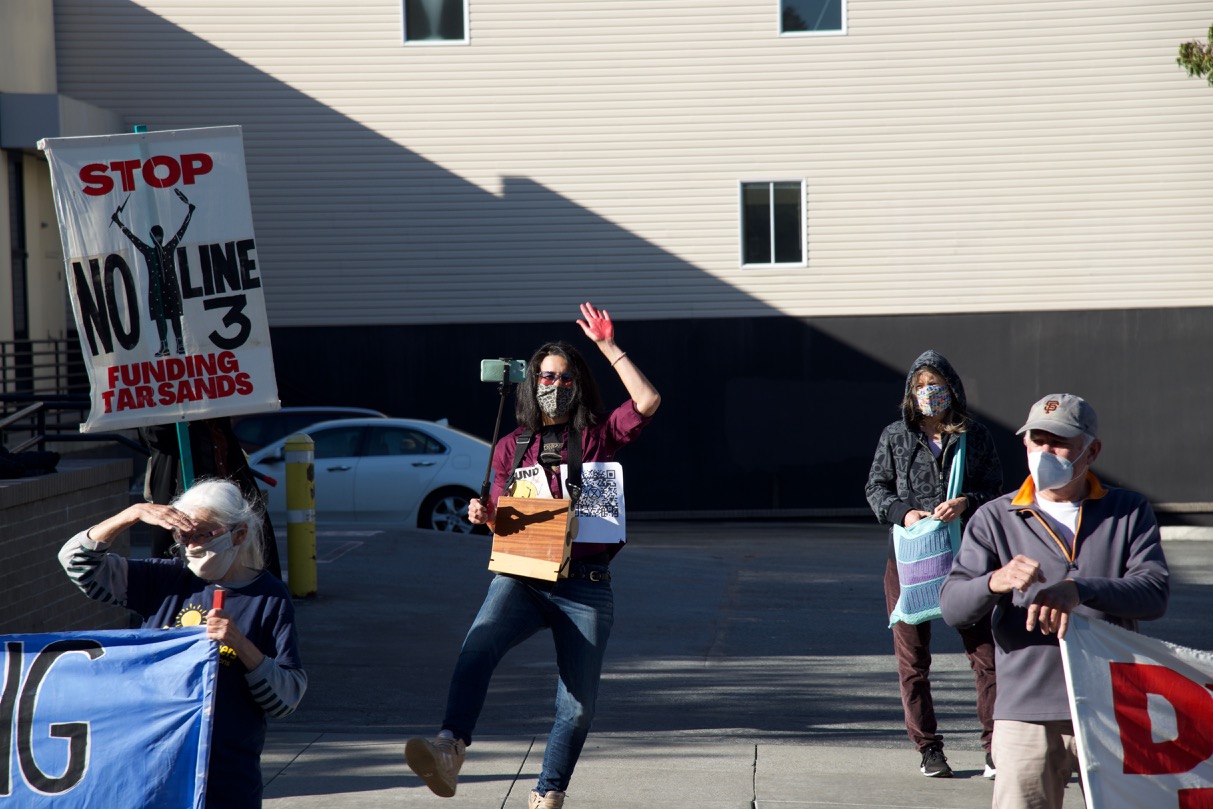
[442,570,614,793]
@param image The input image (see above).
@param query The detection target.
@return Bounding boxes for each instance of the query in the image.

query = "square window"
[404,0,467,43]
[781,0,846,36]
[740,181,805,267]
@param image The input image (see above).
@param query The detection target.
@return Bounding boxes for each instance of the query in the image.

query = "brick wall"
[0,459,134,633]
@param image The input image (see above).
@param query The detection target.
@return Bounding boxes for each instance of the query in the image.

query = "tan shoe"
[405,732,466,797]
[528,789,566,808]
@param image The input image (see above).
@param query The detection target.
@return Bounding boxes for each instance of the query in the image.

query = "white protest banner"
[38,126,279,432]
[561,461,625,544]
[0,628,216,807]
[1061,614,1213,809]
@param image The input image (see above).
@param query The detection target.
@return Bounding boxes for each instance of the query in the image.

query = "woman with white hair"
[59,478,306,808]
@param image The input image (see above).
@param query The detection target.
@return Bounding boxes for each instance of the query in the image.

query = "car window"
[365,426,447,457]
[311,425,367,459]
[231,414,276,447]
[233,409,383,448]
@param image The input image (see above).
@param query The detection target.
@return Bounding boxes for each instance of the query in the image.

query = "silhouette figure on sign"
[112,189,195,357]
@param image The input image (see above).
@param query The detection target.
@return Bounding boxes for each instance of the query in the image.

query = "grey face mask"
[536,384,574,419]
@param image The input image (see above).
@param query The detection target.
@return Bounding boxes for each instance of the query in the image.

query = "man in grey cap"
[940,394,1169,809]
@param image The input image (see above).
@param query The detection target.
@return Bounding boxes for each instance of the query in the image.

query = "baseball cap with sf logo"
[1016,393,1099,439]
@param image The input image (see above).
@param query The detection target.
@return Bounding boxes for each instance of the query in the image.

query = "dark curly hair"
[514,341,603,433]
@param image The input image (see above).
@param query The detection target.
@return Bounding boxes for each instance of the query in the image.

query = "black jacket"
[865,350,1004,531]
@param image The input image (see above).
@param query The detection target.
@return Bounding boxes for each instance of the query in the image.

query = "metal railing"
[0,338,90,398]
[0,338,138,453]
[0,394,147,455]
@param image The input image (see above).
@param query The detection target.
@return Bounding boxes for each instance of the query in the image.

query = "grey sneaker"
[919,744,953,777]
[983,750,996,779]
[405,732,466,797]
[528,790,566,809]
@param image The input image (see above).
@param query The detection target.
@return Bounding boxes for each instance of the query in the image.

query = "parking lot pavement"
[248,517,1213,806]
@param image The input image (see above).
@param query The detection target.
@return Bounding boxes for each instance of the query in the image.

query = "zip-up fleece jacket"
[940,474,1169,722]
[865,350,1003,533]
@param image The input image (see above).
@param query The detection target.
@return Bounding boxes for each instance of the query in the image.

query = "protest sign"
[561,461,626,544]
[0,628,216,807]
[1061,614,1213,808]
[38,126,279,432]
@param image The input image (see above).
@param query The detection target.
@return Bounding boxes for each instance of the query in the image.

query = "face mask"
[536,384,574,419]
[180,530,239,581]
[914,384,952,417]
[1028,441,1090,492]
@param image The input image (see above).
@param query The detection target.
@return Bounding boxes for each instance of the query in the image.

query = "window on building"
[780,0,845,36]
[403,0,467,43]
[741,181,805,266]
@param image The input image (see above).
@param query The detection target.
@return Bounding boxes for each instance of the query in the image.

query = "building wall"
[1,0,64,345]
[50,0,1213,326]
[0,155,11,342]
[23,155,69,344]
[0,459,133,634]
[268,305,1213,517]
[0,0,56,95]
[36,1,1213,511]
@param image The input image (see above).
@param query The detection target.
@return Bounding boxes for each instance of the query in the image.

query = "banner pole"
[133,122,196,489]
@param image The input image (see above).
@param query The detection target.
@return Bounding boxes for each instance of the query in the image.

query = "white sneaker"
[983,750,997,779]
[405,731,466,797]
[528,789,566,808]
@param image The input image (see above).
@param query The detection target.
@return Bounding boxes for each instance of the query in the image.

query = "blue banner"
[0,628,216,807]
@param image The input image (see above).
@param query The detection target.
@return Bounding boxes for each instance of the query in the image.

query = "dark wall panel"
[268,307,1213,517]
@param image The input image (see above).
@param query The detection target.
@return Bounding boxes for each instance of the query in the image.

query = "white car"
[249,417,491,533]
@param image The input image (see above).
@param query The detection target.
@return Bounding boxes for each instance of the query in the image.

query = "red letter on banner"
[1110,662,1213,775]
[180,153,213,185]
[1179,788,1213,809]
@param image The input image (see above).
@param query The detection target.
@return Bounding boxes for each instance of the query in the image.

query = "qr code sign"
[575,468,619,519]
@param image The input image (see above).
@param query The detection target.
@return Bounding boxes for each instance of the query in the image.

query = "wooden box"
[488,497,573,581]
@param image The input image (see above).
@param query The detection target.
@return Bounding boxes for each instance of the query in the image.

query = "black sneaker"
[920,744,953,777]
[983,750,996,779]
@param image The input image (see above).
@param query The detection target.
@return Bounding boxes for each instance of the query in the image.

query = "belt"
[566,564,611,582]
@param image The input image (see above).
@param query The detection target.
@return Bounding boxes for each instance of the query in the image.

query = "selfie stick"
[479,360,517,504]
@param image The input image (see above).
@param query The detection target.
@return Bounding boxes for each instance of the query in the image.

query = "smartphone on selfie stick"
[478,359,527,504]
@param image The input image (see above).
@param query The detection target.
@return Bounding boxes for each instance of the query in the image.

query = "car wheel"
[419,487,485,534]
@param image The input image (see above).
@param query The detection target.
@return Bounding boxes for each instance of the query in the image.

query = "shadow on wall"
[52,1,779,324]
[271,306,1213,518]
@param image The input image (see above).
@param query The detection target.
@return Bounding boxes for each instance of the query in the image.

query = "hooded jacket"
[865,350,1004,533]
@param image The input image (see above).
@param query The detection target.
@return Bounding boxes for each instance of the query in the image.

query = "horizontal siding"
[51,0,1213,325]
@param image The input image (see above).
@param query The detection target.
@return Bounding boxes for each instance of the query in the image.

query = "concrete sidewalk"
[254,518,1213,808]
[263,732,1021,808]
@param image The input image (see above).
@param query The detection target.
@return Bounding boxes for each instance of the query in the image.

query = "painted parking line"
[317,541,364,563]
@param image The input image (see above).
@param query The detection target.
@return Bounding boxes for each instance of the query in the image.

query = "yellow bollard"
[284,433,317,598]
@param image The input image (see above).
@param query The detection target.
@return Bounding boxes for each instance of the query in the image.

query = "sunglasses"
[537,371,575,386]
[171,526,229,544]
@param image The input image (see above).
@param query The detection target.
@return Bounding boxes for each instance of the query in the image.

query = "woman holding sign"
[865,350,1002,780]
[405,302,660,809]
[59,479,305,808]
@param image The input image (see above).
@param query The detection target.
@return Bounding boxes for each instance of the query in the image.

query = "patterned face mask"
[914,384,952,417]
[536,383,574,419]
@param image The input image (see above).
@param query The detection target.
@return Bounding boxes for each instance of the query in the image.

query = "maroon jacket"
[488,400,650,559]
